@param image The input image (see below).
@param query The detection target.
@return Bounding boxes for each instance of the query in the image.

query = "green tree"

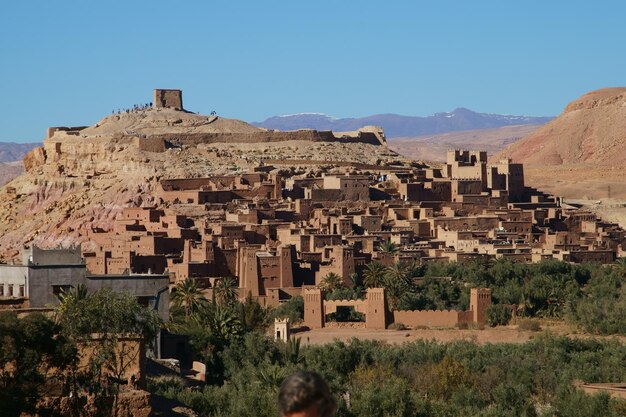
[271,296,304,324]
[363,261,387,288]
[350,366,423,417]
[486,304,513,326]
[171,277,206,318]
[384,262,415,310]
[57,289,160,416]
[208,305,243,343]
[56,283,89,316]
[283,337,303,365]
[214,276,239,306]
[572,271,626,334]
[320,272,344,293]
[0,312,72,417]
[377,240,399,254]
[239,293,269,332]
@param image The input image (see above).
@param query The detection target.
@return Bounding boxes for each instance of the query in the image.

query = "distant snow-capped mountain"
[252,108,553,138]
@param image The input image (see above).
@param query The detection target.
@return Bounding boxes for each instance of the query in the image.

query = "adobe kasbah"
[2,89,623,311]
[2,89,626,416]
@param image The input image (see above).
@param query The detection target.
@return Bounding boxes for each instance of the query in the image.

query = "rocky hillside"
[495,88,626,200]
[0,162,23,187]
[0,108,405,260]
[253,108,552,138]
[496,88,626,166]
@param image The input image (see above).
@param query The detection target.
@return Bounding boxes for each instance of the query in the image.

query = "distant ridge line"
[252,108,553,138]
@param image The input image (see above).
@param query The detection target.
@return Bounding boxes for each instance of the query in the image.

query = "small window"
[8,285,14,297]
[19,285,25,297]
[137,296,153,308]
[52,285,73,297]
[0,285,4,296]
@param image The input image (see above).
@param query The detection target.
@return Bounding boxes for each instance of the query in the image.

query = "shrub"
[517,318,541,332]
[487,304,513,327]
[147,375,185,396]
[270,296,304,324]
[389,322,408,330]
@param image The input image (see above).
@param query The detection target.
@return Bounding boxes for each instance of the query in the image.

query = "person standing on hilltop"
[278,371,336,417]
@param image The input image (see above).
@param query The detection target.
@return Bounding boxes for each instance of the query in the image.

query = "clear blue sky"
[1,0,624,142]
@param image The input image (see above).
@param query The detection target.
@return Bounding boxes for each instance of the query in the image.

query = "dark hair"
[278,371,336,417]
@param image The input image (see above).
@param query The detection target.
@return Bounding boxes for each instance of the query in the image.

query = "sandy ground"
[294,323,626,346]
[525,165,626,200]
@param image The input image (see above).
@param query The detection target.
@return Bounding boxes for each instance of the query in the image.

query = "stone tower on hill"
[154,89,183,110]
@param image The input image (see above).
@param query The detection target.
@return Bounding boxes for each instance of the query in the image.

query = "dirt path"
[294,323,626,346]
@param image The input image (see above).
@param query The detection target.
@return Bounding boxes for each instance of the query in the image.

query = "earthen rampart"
[304,287,490,329]
[141,129,384,151]
[393,309,467,328]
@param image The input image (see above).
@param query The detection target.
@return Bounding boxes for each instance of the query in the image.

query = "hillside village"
[1,92,623,323]
[2,84,626,415]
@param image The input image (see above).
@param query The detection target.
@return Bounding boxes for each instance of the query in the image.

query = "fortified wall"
[136,128,386,152]
[304,287,491,330]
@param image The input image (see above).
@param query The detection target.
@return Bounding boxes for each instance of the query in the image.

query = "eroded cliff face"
[496,87,626,166]
[0,109,401,260]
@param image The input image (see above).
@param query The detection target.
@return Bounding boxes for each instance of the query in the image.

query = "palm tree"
[284,337,303,364]
[214,276,238,306]
[386,262,414,287]
[171,278,206,318]
[209,304,242,342]
[384,262,414,310]
[56,284,89,315]
[377,240,399,254]
[363,261,388,288]
[347,272,361,288]
[319,272,343,292]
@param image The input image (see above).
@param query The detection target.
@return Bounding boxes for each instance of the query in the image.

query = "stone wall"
[139,129,384,152]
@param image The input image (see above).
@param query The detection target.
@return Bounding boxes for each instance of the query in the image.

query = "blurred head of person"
[278,371,337,417]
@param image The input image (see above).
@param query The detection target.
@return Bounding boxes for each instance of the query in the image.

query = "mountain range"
[252,108,553,138]
[0,142,39,186]
[0,142,40,163]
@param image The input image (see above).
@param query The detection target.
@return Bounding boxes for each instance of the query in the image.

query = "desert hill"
[253,108,552,138]
[496,87,626,166]
[388,124,542,162]
[0,106,405,260]
[83,109,261,136]
[494,88,626,200]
